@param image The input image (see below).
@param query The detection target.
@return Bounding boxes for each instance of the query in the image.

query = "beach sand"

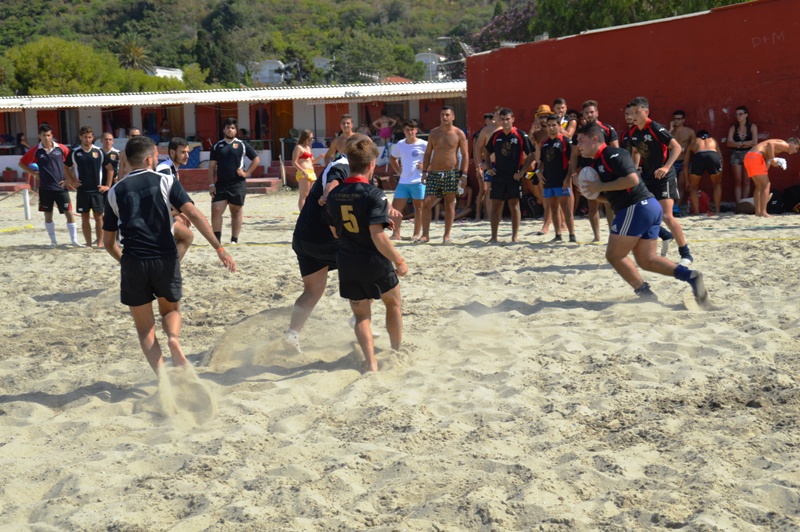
[1,188,798,530]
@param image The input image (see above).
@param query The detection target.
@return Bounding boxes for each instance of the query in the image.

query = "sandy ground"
[0,187,799,530]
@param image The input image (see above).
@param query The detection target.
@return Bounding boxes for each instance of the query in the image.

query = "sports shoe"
[550,234,563,243]
[70,240,85,247]
[569,234,577,243]
[688,270,707,302]
[282,329,301,353]
[660,237,672,257]
[634,282,659,302]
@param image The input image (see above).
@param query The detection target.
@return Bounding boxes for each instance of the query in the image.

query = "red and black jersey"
[574,120,619,168]
[66,145,109,192]
[20,143,70,191]
[103,148,120,184]
[591,144,653,213]
[486,127,535,176]
[326,176,393,282]
[620,125,636,152]
[629,119,675,180]
[539,134,571,188]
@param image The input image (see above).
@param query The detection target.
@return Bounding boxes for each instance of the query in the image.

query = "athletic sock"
[678,244,691,257]
[214,231,222,242]
[45,222,57,245]
[658,226,673,241]
[67,222,79,243]
[673,264,692,282]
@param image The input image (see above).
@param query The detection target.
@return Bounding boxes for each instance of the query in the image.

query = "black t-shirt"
[540,134,571,188]
[210,138,258,183]
[326,177,393,281]
[103,169,193,260]
[66,145,109,192]
[590,145,653,213]
[620,126,635,152]
[486,127,535,177]
[294,156,349,244]
[629,119,675,180]
[19,143,69,191]
[104,148,120,184]
[574,120,618,168]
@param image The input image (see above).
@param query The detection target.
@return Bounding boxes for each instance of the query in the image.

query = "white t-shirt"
[391,139,428,185]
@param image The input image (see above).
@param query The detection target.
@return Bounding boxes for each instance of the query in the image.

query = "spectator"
[726,106,758,203]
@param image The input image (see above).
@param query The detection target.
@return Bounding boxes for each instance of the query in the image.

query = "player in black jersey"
[576,123,707,303]
[327,137,407,372]
[209,117,260,244]
[484,108,536,243]
[628,97,693,265]
[535,115,575,242]
[19,124,82,246]
[66,126,113,247]
[103,136,235,373]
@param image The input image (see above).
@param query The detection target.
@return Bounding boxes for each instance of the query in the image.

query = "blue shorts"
[483,170,492,183]
[610,198,662,239]
[394,182,425,200]
[543,187,571,198]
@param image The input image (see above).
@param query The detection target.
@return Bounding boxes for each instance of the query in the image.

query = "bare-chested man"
[421,106,469,244]
[669,110,696,209]
[743,137,800,217]
[473,108,501,221]
[324,114,355,166]
[684,130,723,215]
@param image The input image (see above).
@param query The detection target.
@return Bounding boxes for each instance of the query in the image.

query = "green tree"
[332,33,396,83]
[182,63,213,90]
[277,46,322,85]
[4,37,122,95]
[117,32,156,72]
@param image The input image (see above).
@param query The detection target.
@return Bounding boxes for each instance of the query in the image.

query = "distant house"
[148,67,183,81]
[415,52,446,81]
[249,60,285,86]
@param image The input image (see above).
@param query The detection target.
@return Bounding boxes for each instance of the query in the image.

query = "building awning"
[0,81,466,110]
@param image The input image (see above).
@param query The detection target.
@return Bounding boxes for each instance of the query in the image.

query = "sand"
[1,188,799,530]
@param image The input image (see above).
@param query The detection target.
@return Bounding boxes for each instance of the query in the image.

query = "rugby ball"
[577,166,600,200]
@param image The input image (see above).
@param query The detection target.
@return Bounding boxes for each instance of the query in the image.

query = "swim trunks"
[743,151,767,177]
[690,151,722,176]
[379,127,392,140]
[426,170,460,197]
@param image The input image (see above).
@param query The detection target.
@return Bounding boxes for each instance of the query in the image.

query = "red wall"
[466,0,800,197]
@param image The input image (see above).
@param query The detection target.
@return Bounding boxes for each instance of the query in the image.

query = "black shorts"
[76,190,104,213]
[644,176,680,202]
[292,235,338,277]
[690,151,723,176]
[340,271,399,301]
[212,180,247,205]
[38,189,72,214]
[120,254,182,307]
[489,175,522,201]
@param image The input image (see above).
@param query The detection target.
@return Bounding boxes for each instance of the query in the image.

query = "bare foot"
[167,336,189,367]
[511,237,520,243]
[442,237,452,245]
[592,236,601,242]
[389,234,401,241]
[418,236,429,243]
[487,238,498,245]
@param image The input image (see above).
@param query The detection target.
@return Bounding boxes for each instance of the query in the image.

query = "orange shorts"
[743,151,767,178]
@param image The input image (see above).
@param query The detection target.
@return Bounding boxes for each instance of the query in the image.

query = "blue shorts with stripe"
[610,198,662,240]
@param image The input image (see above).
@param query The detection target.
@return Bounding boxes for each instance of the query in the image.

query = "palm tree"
[117,33,155,73]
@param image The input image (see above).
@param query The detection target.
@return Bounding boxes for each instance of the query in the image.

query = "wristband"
[216,246,225,253]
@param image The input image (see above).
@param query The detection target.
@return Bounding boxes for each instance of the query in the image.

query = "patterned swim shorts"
[426,169,460,198]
